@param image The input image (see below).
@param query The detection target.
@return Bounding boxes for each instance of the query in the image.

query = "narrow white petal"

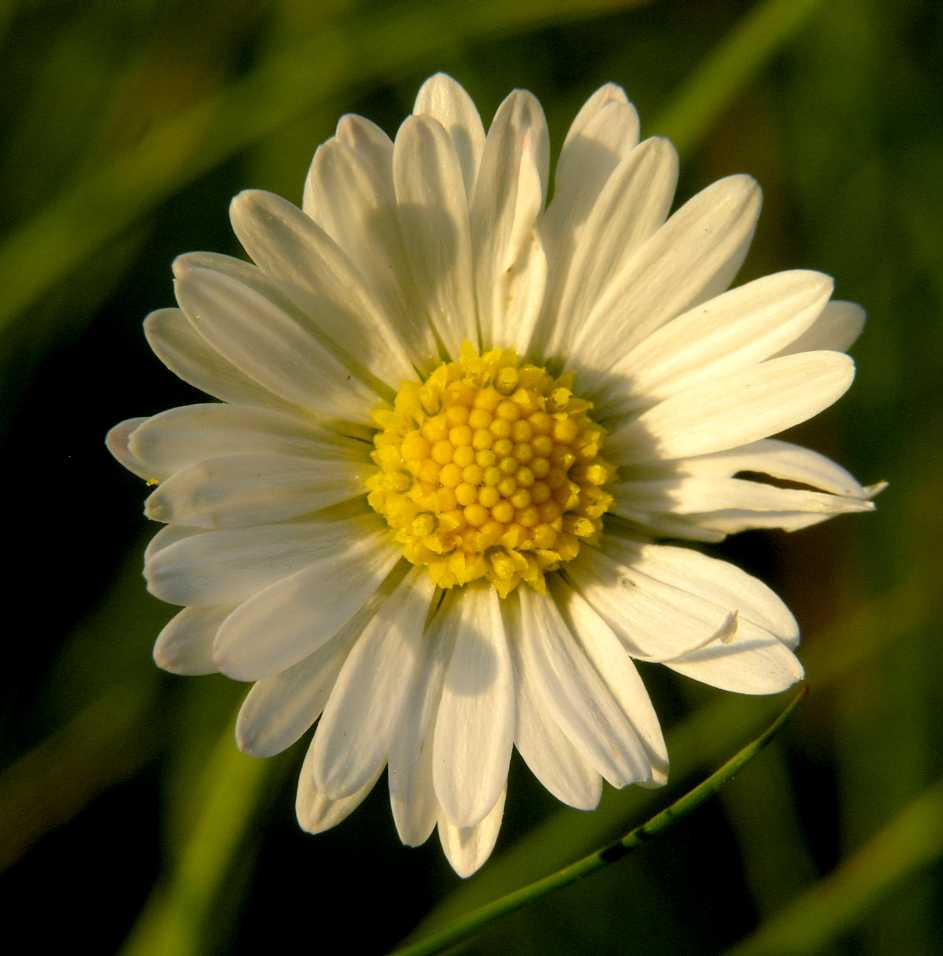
[572,175,762,383]
[129,402,356,477]
[389,611,456,847]
[600,537,799,646]
[551,138,679,358]
[153,605,233,675]
[312,570,436,797]
[296,736,381,834]
[613,507,728,543]
[144,307,287,409]
[438,788,506,879]
[433,587,514,829]
[687,509,856,535]
[146,516,363,608]
[515,588,650,789]
[614,477,875,523]
[414,73,486,198]
[607,352,855,462]
[105,417,154,480]
[235,608,367,757]
[393,115,479,357]
[471,91,548,352]
[504,596,602,809]
[229,189,416,387]
[551,579,668,785]
[212,522,400,680]
[144,453,369,528]
[598,270,834,417]
[174,263,377,422]
[777,300,866,355]
[666,438,871,498]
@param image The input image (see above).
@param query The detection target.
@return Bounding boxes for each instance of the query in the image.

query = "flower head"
[108,74,879,877]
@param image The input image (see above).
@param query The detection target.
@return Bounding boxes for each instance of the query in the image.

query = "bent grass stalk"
[390,686,807,956]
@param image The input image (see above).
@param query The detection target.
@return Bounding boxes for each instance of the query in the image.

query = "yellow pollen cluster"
[366,344,615,597]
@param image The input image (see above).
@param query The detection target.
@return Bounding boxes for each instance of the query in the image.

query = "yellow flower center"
[366,343,614,597]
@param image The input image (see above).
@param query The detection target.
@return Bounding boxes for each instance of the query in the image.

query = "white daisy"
[107,74,880,878]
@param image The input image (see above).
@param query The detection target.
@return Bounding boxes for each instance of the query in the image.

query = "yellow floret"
[365,343,614,597]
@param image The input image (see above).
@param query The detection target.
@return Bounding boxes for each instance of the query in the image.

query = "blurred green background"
[1,0,940,953]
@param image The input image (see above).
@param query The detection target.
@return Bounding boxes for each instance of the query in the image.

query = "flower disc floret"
[366,343,615,597]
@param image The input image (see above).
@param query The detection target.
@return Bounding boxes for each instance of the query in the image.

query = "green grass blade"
[118,715,272,956]
[654,0,826,152]
[725,774,943,956]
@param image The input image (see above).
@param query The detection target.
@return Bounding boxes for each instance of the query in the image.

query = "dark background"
[1,1,941,953]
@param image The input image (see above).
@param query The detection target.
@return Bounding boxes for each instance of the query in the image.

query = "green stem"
[390,686,807,956]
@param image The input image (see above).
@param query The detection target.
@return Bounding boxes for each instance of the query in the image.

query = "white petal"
[413,73,486,198]
[515,587,650,788]
[312,570,435,797]
[471,91,548,352]
[572,175,762,384]
[129,402,355,477]
[144,453,369,528]
[666,639,804,695]
[296,736,381,834]
[145,516,362,608]
[666,438,871,498]
[612,508,728,543]
[389,610,456,847]
[614,477,875,524]
[433,587,515,828]
[777,300,866,355]
[569,543,774,660]
[174,263,377,422]
[144,523,207,564]
[236,610,366,757]
[144,307,287,409]
[105,417,154,480]
[548,138,679,359]
[598,270,834,417]
[303,121,438,370]
[551,578,668,785]
[153,605,233,675]
[229,189,416,387]
[534,87,641,359]
[504,596,602,809]
[393,114,478,357]
[438,788,506,879]
[607,351,855,462]
[568,545,804,693]
[212,521,400,680]
[557,83,638,185]
[600,537,798,646]
[685,509,856,535]
[548,84,639,243]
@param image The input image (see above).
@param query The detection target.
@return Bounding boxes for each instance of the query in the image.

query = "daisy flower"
[107,74,879,877]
